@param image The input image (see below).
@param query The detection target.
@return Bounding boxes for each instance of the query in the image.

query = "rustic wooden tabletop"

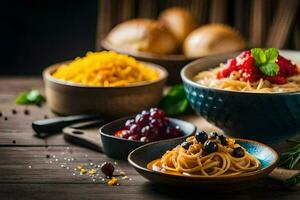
[0,77,299,200]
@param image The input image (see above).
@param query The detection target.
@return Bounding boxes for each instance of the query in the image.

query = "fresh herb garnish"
[251,48,280,76]
[278,140,300,169]
[159,84,190,116]
[277,140,300,187]
[284,172,300,187]
[15,89,45,106]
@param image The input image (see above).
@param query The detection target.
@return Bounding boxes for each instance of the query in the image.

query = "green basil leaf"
[15,92,30,104]
[265,48,279,63]
[15,89,45,105]
[27,90,40,102]
[259,63,280,76]
[159,85,190,116]
[251,48,266,65]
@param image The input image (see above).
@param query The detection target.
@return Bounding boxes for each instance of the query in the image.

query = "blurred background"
[0,0,299,75]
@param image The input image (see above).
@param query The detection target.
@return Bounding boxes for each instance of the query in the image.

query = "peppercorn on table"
[0,77,299,200]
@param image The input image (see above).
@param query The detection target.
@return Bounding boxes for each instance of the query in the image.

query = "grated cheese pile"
[52,51,159,86]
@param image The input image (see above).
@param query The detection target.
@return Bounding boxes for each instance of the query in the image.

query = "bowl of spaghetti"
[43,51,168,117]
[181,48,300,143]
[128,131,278,190]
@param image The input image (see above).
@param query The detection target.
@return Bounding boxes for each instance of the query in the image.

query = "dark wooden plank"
[0,146,139,184]
[0,180,299,200]
[0,77,52,146]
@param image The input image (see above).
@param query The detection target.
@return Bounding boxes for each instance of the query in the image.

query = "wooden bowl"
[43,62,168,117]
[128,138,279,191]
[101,40,195,85]
[99,116,196,160]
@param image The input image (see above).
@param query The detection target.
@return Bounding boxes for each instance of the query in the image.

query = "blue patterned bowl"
[128,137,279,191]
[181,51,300,143]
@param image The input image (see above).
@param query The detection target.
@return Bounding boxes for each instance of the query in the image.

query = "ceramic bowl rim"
[128,138,279,181]
[181,50,300,95]
[99,116,197,144]
[43,60,168,89]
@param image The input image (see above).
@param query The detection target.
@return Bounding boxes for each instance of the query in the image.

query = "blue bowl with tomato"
[181,50,300,144]
[99,108,196,159]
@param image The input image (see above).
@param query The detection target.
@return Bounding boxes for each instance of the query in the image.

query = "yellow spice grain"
[107,176,119,186]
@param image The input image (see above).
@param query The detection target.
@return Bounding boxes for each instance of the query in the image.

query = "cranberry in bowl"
[99,108,196,159]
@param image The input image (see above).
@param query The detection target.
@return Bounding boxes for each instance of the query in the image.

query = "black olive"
[203,141,218,153]
[181,141,191,150]
[210,132,218,139]
[233,147,245,158]
[101,162,115,177]
[219,135,228,145]
[195,131,208,144]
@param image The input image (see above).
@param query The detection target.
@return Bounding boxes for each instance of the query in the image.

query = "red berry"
[140,136,149,142]
[101,162,115,177]
[136,113,150,127]
[150,108,165,119]
[129,124,141,135]
[125,119,134,129]
[141,126,150,137]
[128,134,140,140]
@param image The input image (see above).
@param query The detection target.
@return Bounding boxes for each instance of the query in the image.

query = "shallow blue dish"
[181,51,300,143]
[128,137,279,191]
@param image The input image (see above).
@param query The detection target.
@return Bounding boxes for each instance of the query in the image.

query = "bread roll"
[183,24,246,57]
[106,19,178,54]
[159,7,198,44]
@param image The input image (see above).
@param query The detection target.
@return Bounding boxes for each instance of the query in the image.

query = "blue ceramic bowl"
[128,137,279,191]
[181,51,300,143]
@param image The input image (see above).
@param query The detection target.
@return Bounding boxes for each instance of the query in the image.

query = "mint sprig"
[251,48,280,76]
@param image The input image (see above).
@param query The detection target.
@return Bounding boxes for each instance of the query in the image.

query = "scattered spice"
[12,140,16,144]
[24,109,30,115]
[12,109,17,114]
[80,168,87,174]
[88,169,95,176]
[107,177,119,186]
[119,171,126,176]
[36,151,130,186]
[44,115,48,119]
[4,117,8,120]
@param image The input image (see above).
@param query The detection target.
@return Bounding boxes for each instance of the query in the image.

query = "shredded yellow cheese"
[52,51,159,86]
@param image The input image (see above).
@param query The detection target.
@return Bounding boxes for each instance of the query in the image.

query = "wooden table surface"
[0,77,299,200]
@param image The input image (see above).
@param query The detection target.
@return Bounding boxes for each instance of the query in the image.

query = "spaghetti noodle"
[193,49,300,93]
[147,133,260,177]
[194,66,300,93]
